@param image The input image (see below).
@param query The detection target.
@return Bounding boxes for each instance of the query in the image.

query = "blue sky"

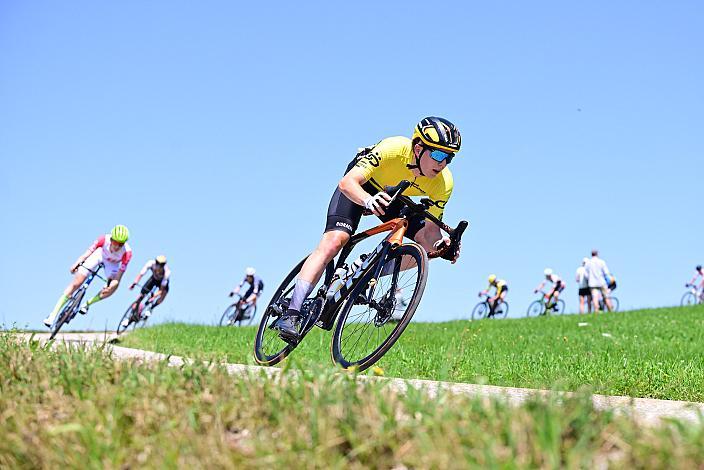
[1,1,702,330]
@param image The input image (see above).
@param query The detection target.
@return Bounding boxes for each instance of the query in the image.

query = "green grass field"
[2,333,704,468]
[119,305,704,402]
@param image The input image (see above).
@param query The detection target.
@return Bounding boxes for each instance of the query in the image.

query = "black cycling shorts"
[324,158,425,239]
[578,287,590,296]
[141,276,169,295]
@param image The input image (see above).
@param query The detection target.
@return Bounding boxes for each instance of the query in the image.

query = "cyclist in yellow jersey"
[478,274,508,316]
[275,117,463,341]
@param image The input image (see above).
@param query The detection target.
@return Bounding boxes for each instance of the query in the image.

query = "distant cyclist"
[478,274,508,316]
[534,268,565,310]
[686,265,704,301]
[229,267,264,309]
[127,255,171,323]
[44,225,132,327]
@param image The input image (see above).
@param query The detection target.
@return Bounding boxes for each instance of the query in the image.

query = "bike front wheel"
[681,292,697,307]
[49,291,83,340]
[331,242,428,372]
[526,300,543,317]
[117,304,136,335]
[471,301,489,321]
[219,304,237,326]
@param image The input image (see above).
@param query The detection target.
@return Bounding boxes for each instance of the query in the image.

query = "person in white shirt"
[575,258,590,314]
[585,249,613,312]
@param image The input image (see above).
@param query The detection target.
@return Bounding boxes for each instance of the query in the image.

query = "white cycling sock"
[288,279,313,313]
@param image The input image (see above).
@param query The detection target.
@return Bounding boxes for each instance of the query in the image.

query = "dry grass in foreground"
[1,332,703,468]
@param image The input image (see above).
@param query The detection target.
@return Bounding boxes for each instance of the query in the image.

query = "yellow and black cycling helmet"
[412,116,461,154]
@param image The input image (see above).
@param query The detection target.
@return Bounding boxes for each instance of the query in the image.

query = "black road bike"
[526,290,566,317]
[220,294,257,326]
[471,293,509,320]
[117,284,159,334]
[254,180,468,372]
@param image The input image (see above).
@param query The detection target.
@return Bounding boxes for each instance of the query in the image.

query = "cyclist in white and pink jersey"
[44,225,132,327]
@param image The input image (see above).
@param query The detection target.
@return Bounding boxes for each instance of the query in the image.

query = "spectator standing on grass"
[585,249,612,312]
[576,258,590,314]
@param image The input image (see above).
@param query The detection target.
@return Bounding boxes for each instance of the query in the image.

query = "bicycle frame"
[312,217,409,330]
[57,264,105,326]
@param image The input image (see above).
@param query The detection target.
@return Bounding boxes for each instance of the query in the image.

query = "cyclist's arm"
[534,281,546,292]
[119,245,132,272]
[339,167,384,206]
[134,259,154,284]
[232,278,245,295]
[161,266,171,288]
[73,235,104,269]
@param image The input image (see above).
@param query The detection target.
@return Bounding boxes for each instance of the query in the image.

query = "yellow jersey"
[352,136,454,220]
[489,280,507,294]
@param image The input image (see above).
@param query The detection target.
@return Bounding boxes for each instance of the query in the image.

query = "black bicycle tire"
[49,289,84,340]
[253,256,334,366]
[117,303,136,335]
[496,300,509,319]
[554,299,566,315]
[526,300,543,317]
[241,304,257,326]
[471,301,489,321]
[220,304,237,327]
[681,292,697,307]
[608,296,620,312]
[331,242,428,372]
[136,304,152,329]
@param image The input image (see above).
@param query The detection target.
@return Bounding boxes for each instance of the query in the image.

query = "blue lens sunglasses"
[429,149,455,164]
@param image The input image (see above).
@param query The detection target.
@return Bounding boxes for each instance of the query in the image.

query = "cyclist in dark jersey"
[230,267,264,308]
[128,255,170,322]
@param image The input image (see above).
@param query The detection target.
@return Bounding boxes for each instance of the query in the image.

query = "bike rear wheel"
[607,296,619,312]
[552,299,566,315]
[237,304,257,326]
[220,304,237,326]
[471,301,489,320]
[681,292,697,307]
[253,256,333,366]
[495,300,509,319]
[331,243,428,372]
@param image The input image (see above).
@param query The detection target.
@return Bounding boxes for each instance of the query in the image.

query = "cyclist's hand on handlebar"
[533,289,538,294]
[70,263,79,274]
[364,192,392,216]
[228,291,234,298]
[129,283,136,291]
[436,236,460,263]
